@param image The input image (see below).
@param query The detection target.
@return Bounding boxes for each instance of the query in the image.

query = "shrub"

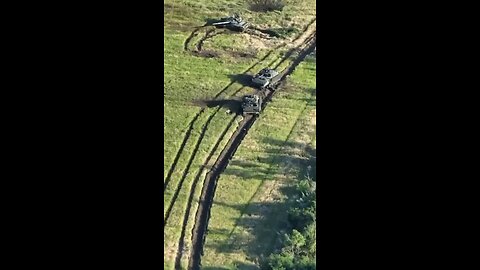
[263,178,317,270]
[248,0,285,12]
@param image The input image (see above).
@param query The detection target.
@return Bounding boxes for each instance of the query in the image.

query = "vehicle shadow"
[228,74,256,88]
[192,98,242,114]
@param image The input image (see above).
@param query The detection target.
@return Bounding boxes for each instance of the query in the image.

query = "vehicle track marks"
[171,25,315,191]
[196,29,228,52]
[225,102,311,246]
[166,35,292,190]
[164,106,223,226]
[184,25,272,53]
[164,113,201,190]
[183,25,208,51]
[273,32,316,71]
[187,36,317,270]
[165,21,316,269]
[174,115,238,269]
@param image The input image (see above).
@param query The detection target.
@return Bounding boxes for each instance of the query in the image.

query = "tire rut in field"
[164,84,246,193]
[164,81,248,193]
[183,17,315,57]
[165,32,302,191]
[224,101,311,246]
[182,18,315,100]
[165,84,248,225]
[187,36,317,270]
[291,17,316,45]
[168,25,315,193]
[164,105,228,227]
[167,28,315,193]
[188,114,257,270]
[183,24,210,51]
[196,29,228,52]
[174,115,238,269]
[164,22,316,268]
[273,32,316,70]
[164,113,201,191]
[184,25,272,54]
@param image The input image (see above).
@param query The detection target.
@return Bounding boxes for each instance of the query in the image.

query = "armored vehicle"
[212,14,250,32]
[241,95,262,116]
[252,68,281,89]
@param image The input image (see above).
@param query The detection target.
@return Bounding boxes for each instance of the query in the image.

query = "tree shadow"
[261,137,316,182]
[205,200,290,268]
[222,155,309,181]
[203,136,316,268]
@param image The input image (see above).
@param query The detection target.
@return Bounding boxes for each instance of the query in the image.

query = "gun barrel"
[212,21,230,25]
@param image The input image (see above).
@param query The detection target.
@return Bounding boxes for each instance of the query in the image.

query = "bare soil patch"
[192,50,220,58]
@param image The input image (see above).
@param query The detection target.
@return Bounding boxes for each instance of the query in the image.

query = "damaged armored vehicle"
[211,14,250,32]
[252,68,281,89]
[241,95,262,116]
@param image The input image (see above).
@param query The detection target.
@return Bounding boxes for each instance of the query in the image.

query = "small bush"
[248,0,285,12]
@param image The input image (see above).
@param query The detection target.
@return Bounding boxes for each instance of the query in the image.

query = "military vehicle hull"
[252,68,281,90]
[241,95,262,116]
[211,15,249,32]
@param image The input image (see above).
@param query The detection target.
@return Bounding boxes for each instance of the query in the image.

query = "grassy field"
[164,1,316,269]
[200,57,316,269]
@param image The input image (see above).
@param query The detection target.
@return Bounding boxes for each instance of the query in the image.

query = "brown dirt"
[187,35,317,270]
[227,50,258,59]
[192,50,220,58]
[166,18,317,270]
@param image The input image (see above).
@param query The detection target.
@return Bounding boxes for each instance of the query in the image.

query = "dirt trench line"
[224,101,311,248]
[173,115,238,269]
[188,114,256,270]
[273,32,316,71]
[184,16,315,54]
[196,29,228,52]
[164,104,230,225]
[164,20,316,268]
[164,113,201,190]
[164,81,247,193]
[187,37,317,270]
[165,23,315,191]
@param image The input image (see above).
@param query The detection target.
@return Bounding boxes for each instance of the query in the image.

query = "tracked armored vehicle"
[252,68,281,90]
[241,95,262,116]
[211,14,250,32]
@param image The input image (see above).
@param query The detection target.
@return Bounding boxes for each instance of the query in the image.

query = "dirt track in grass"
[187,34,316,270]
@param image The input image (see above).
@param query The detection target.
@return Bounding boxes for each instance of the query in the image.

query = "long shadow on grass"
[204,198,294,268]
[202,139,316,268]
[261,137,317,181]
[221,139,316,182]
[193,99,242,115]
[227,74,256,88]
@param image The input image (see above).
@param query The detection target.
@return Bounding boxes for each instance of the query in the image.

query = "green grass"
[164,109,238,249]
[164,0,316,268]
[201,59,316,269]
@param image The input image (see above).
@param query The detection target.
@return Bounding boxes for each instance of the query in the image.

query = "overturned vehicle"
[241,95,262,116]
[211,14,250,32]
[252,68,281,90]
